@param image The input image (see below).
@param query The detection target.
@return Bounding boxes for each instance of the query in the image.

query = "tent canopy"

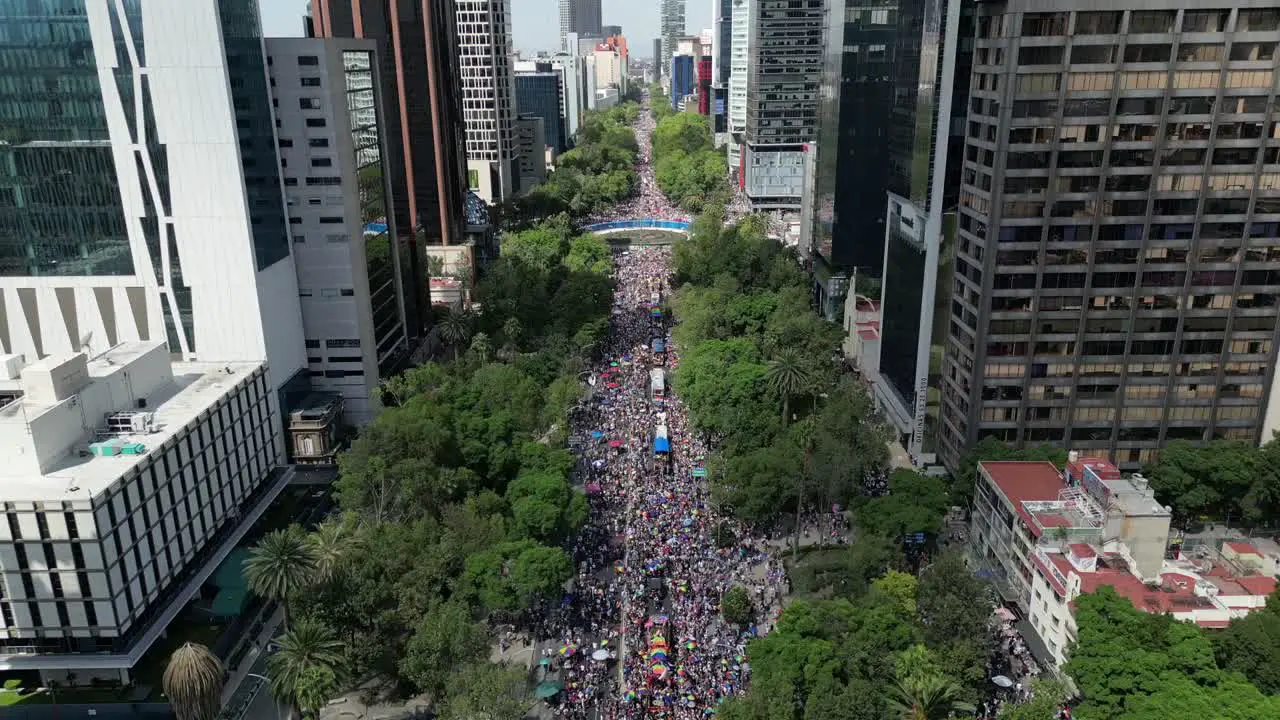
[213,548,251,589]
[651,339,665,353]
[655,437,670,454]
[210,585,248,617]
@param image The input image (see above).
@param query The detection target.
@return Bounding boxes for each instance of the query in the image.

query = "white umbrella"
[992,675,1014,688]
[592,648,610,661]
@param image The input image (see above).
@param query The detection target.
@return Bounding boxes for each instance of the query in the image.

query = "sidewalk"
[220,605,284,707]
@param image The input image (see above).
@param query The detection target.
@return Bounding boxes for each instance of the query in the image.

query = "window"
[305,339,321,349]
[1128,11,1176,34]
[1075,11,1121,35]
[306,176,342,185]
[308,138,330,148]
[1119,72,1167,90]
[278,138,294,148]
[299,98,321,110]
[1018,46,1063,65]
[319,216,344,224]
[327,338,361,347]
[1124,44,1172,63]
[289,217,302,225]
[340,289,355,297]
[284,177,298,186]
[298,55,320,66]
[468,169,479,188]
[299,288,313,297]
[301,77,321,87]
[305,118,327,128]
[1021,12,1067,37]
[1182,10,1230,32]
[293,234,306,243]
[311,158,333,167]
[1067,73,1113,92]
[1225,71,1274,88]
[1016,73,1060,94]
[1071,45,1116,64]
[1238,10,1280,32]
[1230,43,1277,62]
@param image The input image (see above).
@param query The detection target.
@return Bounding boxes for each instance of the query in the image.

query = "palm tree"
[886,675,975,720]
[499,318,523,362]
[469,331,492,364]
[765,349,814,428]
[308,520,358,583]
[266,618,345,720]
[162,642,224,720]
[245,525,318,628]
[439,308,472,362]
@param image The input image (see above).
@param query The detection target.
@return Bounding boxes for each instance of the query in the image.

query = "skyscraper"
[741,0,826,210]
[0,0,303,676]
[661,0,688,78]
[653,38,665,77]
[727,0,752,173]
[560,0,603,50]
[939,2,1280,472]
[711,0,733,133]
[515,71,569,154]
[310,0,470,334]
[457,0,520,205]
[268,37,410,424]
[0,0,305,390]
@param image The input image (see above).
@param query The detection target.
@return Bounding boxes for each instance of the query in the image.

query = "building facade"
[939,1,1280,472]
[0,344,289,681]
[457,0,520,205]
[0,0,307,391]
[970,458,1275,667]
[711,0,734,133]
[653,38,664,77]
[267,38,410,425]
[515,72,569,154]
[671,54,696,110]
[559,0,603,50]
[661,0,688,79]
[310,0,470,333]
[742,0,826,210]
[727,0,753,173]
[514,114,549,192]
[551,46,588,142]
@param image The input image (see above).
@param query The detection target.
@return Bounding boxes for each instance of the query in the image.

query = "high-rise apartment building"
[267,38,410,424]
[653,38,665,77]
[551,44,588,142]
[711,0,734,133]
[727,0,752,172]
[457,0,519,205]
[0,0,303,680]
[560,0,603,50]
[310,0,470,332]
[939,2,1280,472]
[661,0,688,79]
[741,0,826,210]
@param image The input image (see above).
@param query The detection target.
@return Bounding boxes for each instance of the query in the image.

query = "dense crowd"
[586,107,690,225]
[542,245,782,719]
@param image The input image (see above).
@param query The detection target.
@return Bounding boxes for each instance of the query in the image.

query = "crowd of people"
[585,106,691,226]
[543,244,783,719]
[977,612,1045,718]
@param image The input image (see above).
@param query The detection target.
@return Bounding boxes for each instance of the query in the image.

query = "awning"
[652,340,665,352]
[212,548,250,589]
[655,437,670,453]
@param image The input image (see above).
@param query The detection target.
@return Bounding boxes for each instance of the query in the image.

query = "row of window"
[298,288,356,298]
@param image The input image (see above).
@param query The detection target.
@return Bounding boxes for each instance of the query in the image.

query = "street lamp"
[243,674,285,720]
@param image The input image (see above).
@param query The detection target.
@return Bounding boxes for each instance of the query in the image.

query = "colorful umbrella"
[535,680,564,699]
[591,431,604,439]
[609,440,623,448]
[586,483,602,494]
[651,664,669,679]
[559,644,577,657]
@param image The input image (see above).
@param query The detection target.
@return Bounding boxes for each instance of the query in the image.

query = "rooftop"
[1226,541,1263,556]
[0,342,263,502]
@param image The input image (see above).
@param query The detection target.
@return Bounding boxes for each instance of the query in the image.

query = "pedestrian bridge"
[581,218,691,235]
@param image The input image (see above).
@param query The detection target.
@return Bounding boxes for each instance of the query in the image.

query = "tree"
[1214,592,1280,694]
[246,525,318,626]
[266,618,345,718]
[437,662,530,720]
[439,308,473,361]
[998,678,1069,720]
[399,601,489,696]
[855,471,951,543]
[309,519,357,583]
[469,331,492,364]
[721,586,753,625]
[765,348,814,427]
[162,643,224,720]
[871,571,919,617]
[293,665,338,719]
[885,673,975,720]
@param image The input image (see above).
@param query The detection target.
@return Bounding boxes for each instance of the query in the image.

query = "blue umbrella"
[592,431,604,439]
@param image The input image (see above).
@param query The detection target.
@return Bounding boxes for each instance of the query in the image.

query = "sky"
[257,0,712,59]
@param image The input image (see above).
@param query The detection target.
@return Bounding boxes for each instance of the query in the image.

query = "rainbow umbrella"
[685,640,697,650]
[651,664,670,679]
[559,644,577,657]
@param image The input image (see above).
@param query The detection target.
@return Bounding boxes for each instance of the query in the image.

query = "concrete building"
[311,0,471,329]
[559,0,603,51]
[970,458,1277,667]
[0,343,291,680]
[0,0,306,399]
[515,71,569,154]
[653,38,664,77]
[727,0,753,173]
[514,114,549,192]
[671,54,697,111]
[939,1,1280,472]
[457,0,520,205]
[741,0,826,210]
[550,46,588,143]
[593,42,626,94]
[267,38,411,425]
[661,0,688,78]
[811,0,974,464]
[711,0,734,133]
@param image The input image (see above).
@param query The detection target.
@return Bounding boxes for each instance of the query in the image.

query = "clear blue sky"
[257,0,711,58]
